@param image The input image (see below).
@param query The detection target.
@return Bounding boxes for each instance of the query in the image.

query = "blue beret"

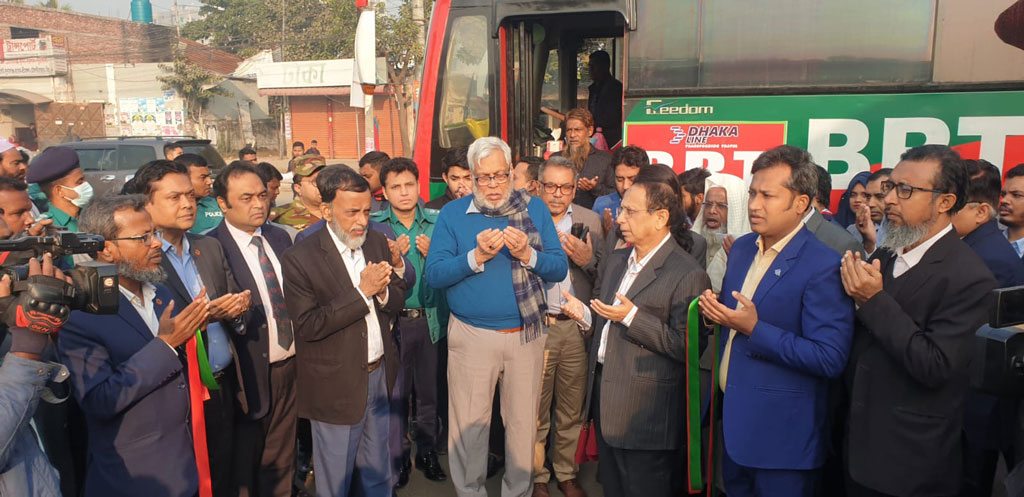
[26,147,80,184]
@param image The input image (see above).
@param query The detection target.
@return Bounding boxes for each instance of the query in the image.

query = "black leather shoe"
[396,457,411,488]
[415,451,448,482]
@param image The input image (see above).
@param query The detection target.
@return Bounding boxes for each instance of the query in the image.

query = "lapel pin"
[155,298,163,306]
[774,269,781,277]
[194,249,201,257]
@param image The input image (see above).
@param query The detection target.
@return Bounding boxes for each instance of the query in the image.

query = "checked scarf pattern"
[473,188,547,343]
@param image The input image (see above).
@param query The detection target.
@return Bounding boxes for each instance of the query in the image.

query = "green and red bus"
[412,0,1024,208]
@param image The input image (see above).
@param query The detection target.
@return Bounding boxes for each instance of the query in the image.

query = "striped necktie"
[250,235,293,349]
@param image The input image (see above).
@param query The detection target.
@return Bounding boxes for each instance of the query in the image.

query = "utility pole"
[172,0,181,37]
[280,0,287,61]
[412,0,426,50]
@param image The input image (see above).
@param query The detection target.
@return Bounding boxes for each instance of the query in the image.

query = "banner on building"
[624,91,1024,192]
[118,97,186,136]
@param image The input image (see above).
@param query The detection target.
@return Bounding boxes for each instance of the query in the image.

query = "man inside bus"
[586,50,623,147]
[1000,163,1024,261]
[553,109,615,210]
[693,172,750,291]
[428,147,473,209]
[850,169,892,255]
[592,145,648,235]
[513,156,542,197]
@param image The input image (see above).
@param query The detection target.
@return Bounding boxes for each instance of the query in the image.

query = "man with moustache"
[1001,163,1024,260]
[679,167,712,223]
[512,156,543,197]
[553,109,614,209]
[274,156,327,232]
[700,145,854,496]
[842,145,997,497]
[0,138,27,181]
[282,166,406,497]
[0,177,50,235]
[131,160,254,497]
[428,147,474,209]
[58,194,211,497]
[425,136,568,497]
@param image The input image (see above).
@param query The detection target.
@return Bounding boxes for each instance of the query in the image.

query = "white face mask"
[60,182,94,208]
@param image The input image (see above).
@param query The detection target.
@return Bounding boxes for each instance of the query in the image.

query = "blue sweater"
[424,195,568,330]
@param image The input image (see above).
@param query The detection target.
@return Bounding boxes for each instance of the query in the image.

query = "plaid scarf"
[473,189,547,343]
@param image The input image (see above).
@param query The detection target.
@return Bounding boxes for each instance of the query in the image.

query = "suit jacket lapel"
[601,251,629,303]
[159,256,190,304]
[625,240,674,301]
[889,230,956,301]
[117,291,167,343]
[188,234,223,298]
[752,230,808,305]
[317,228,356,294]
[215,226,259,300]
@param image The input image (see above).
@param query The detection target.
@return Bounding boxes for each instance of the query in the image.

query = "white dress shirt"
[327,227,388,364]
[119,282,177,355]
[595,233,672,364]
[225,222,295,363]
[892,223,952,278]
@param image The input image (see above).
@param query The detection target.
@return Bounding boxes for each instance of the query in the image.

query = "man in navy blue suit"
[58,194,211,497]
[953,158,1024,496]
[207,162,296,497]
[700,146,854,497]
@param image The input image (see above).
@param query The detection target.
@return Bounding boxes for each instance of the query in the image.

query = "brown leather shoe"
[557,479,587,497]
[533,482,551,497]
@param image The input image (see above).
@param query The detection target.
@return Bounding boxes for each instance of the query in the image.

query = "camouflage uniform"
[272,197,321,232]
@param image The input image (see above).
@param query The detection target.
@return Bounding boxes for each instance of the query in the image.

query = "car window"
[74,148,116,171]
[117,145,157,171]
[181,144,227,170]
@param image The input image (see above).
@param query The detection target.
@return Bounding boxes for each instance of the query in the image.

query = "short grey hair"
[539,155,579,183]
[79,194,148,242]
[467,137,512,174]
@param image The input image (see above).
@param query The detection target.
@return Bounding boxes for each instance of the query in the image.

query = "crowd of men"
[0,104,1023,497]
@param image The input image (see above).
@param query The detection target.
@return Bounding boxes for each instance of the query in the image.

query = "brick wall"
[0,4,175,64]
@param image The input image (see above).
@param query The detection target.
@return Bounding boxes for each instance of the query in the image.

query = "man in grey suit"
[804,207,863,256]
[532,156,603,497]
[130,159,255,496]
[562,176,711,497]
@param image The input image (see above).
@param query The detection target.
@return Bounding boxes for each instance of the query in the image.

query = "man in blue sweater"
[425,137,568,497]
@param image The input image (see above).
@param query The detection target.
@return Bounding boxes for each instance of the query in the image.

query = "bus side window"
[438,15,490,148]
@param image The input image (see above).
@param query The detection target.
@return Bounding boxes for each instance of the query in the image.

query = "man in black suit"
[130,160,254,496]
[208,162,296,497]
[281,166,406,497]
[562,177,711,497]
[841,145,997,497]
[952,159,1024,496]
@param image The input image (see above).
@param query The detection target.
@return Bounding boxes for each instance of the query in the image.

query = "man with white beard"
[281,166,407,497]
[693,173,750,291]
[840,145,996,497]
[425,137,568,497]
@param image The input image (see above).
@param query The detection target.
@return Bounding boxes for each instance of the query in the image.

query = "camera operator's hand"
[27,218,54,237]
[157,288,210,349]
[2,254,74,359]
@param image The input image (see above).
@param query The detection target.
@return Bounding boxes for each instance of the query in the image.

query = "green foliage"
[158,56,232,126]
[182,0,359,60]
[37,0,70,10]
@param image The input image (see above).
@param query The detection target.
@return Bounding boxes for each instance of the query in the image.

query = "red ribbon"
[186,336,213,497]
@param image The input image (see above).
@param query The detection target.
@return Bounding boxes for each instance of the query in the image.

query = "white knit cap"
[0,138,13,155]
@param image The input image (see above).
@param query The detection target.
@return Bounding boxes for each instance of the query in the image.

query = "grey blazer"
[805,209,864,257]
[581,237,711,450]
[565,204,605,302]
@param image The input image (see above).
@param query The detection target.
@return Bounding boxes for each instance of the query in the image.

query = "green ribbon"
[686,297,720,495]
[194,329,221,391]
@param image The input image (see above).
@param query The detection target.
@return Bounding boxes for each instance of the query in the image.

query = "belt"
[211,363,233,382]
[495,326,522,334]
[367,357,383,372]
[400,308,427,319]
[546,313,572,322]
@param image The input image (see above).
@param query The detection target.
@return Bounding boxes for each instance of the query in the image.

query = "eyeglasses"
[474,173,510,186]
[701,201,728,211]
[616,205,655,219]
[540,182,575,196]
[880,180,945,200]
[110,230,162,245]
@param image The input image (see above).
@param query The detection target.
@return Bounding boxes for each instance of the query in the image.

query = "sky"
[65,0,202,21]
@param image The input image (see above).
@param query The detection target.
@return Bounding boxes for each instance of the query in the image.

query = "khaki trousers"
[533,317,587,483]
[448,315,547,497]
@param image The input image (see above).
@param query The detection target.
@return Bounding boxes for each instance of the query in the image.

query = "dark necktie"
[250,235,293,349]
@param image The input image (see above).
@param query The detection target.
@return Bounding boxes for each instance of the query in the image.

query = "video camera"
[971,286,1024,395]
[0,232,119,315]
